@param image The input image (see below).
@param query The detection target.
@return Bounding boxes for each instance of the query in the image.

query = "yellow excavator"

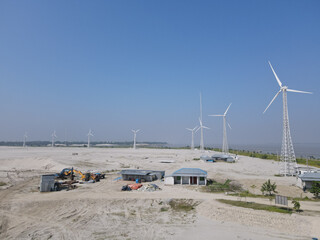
[57,168,104,182]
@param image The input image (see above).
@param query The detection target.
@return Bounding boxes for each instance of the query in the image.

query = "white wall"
[164,177,174,185]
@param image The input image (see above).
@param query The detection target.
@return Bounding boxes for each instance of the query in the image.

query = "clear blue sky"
[1,0,319,146]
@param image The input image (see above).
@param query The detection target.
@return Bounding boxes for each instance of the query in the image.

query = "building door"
[190,177,197,185]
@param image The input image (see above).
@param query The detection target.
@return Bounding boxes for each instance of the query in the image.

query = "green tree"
[261,179,277,196]
[292,200,301,212]
[310,181,320,198]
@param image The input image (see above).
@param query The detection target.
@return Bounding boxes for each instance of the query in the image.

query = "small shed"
[165,168,207,186]
[40,174,56,192]
[120,169,165,182]
[297,172,320,190]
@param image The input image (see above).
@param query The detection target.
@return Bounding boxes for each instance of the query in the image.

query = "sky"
[0,0,320,146]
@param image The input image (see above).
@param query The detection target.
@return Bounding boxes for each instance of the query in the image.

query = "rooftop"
[298,172,320,181]
[170,168,207,177]
[120,169,164,176]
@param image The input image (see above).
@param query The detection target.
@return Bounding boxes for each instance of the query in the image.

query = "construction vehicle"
[57,168,105,182]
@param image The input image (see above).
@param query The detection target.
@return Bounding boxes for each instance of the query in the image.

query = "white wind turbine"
[132,129,140,150]
[51,130,57,147]
[186,126,198,150]
[263,61,312,176]
[199,93,209,151]
[87,129,94,148]
[209,103,232,154]
[23,132,28,148]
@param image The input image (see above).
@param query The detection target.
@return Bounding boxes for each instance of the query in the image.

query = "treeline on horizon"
[0,141,167,147]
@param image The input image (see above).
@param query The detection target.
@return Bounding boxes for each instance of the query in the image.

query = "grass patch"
[168,199,198,212]
[120,164,130,168]
[160,207,169,212]
[274,174,283,177]
[193,158,200,161]
[202,179,242,193]
[218,199,292,214]
[0,182,7,186]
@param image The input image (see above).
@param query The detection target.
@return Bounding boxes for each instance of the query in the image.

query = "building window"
[200,177,205,181]
[177,176,181,181]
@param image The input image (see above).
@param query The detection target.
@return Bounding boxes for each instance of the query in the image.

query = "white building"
[164,168,207,186]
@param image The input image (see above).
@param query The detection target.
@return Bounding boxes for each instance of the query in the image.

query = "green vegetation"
[202,179,242,193]
[168,199,198,212]
[292,200,301,212]
[310,182,320,198]
[0,182,7,186]
[261,179,277,196]
[192,158,200,161]
[160,207,169,212]
[218,199,292,214]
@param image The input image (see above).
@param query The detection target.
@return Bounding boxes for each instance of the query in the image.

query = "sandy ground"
[0,146,319,239]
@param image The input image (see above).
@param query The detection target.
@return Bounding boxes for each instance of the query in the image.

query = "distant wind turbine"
[51,130,57,147]
[87,129,94,148]
[209,103,232,154]
[199,93,209,151]
[132,129,140,150]
[186,126,198,150]
[263,61,312,176]
[23,132,28,148]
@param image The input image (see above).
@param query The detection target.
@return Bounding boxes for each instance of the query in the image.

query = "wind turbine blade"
[192,126,198,131]
[186,128,193,131]
[287,89,312,94]
[199,117,202,126]
[208,114,224,117]
[263,90,281,114]
[227,121,232,130]
[195,127,200,133]
[202,126,210,130]
[136,129,140,133]
[268,61,282,87]
[224,103,232,115]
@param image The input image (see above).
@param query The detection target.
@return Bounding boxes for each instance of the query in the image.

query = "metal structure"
[199,93,209,151]
[186,126,198,150]
[263,61,312,176]
[87,129,94,148]
[51,130,57,147]
[209,103,232,154]
[23,132,28,148]
[132,129,140,149]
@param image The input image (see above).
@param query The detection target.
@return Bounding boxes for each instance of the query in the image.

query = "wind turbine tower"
[87,129,94,148]
[51,130,57,147]
[199,93,209,151]
[132,129,140,150]
[23,132,28,148]
[186,126,198,150]
[263,61,312,176]
[209,103,232,154]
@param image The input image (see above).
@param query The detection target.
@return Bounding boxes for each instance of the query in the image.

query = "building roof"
[298,172,320,181]
[211,153,234,159]
[170,168,207,177]
[120,169,164,176]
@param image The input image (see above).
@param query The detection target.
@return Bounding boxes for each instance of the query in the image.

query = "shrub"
[292,200,301,212]
[310,182,320,198]
[261,179,277,196]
